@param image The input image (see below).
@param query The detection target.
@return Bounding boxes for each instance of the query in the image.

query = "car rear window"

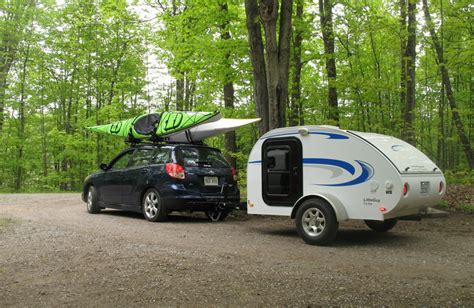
[176,147,229,168]
[151,147,172,164]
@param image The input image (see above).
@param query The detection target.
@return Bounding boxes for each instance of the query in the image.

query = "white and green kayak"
[87,111,221,140]
[86,110,260,143]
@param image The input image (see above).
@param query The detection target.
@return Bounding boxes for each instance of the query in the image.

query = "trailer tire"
[295,199,338,246]
[365,219,398,232]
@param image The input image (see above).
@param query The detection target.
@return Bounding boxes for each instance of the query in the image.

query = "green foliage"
[0,0,471,193]
[443,170,474,185]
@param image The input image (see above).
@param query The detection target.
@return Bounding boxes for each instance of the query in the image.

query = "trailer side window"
[262,137,302,206]
[265,146,290,196]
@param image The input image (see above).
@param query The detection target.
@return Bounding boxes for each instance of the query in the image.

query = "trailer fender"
[291,194,349,222]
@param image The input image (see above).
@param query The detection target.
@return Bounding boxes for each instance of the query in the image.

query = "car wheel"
[142,189,168,222]
[86,186,101,214]
[295,199,338,246]
[206,209,228,222]
[365,219,397,232]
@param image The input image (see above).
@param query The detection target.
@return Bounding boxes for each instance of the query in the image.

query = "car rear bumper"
[161,190,240,211]
[159,182,240,211]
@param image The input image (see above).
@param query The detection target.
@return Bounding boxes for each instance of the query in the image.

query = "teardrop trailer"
[246,126,446,245]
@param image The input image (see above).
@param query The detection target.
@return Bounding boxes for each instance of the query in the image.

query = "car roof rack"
[124,128,206,147]
[124,135,205,148]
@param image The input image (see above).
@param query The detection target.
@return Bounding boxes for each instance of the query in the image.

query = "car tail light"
[166,163,185,179]
[439,181,444,193]
[403,183,409,196]
[231,167,237,182]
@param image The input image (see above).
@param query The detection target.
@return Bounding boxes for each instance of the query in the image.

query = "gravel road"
[0,193,473,306]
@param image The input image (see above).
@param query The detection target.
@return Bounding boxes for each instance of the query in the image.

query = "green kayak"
[86,110,220,140]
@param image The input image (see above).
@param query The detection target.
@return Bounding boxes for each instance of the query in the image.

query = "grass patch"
[457,203,474,214]
[0,217,16,229]
[435,201,474,214]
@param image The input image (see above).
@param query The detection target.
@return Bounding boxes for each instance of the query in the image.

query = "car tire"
[206,209,228,222]
[295,199,338,246]
[142,188,168,222]
[365,219,398,232]
[86,186,101,214]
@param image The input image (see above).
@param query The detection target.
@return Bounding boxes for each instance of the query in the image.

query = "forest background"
[0,0,472,201]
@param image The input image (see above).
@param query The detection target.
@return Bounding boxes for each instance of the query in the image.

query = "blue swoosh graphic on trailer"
[250,158,374,186]
[303,158,356,175]
[314,160,374,187]
[261,131,349,140]
[308,132,349,139]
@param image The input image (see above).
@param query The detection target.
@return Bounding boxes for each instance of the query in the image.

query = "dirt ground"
[0,193,473,306]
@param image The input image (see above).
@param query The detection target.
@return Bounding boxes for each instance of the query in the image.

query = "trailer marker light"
[379,207,387,212]
[403,183,409,196]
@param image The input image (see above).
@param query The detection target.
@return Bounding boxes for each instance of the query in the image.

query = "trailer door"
[262,137,302,206]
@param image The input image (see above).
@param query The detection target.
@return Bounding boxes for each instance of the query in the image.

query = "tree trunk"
[15,44,30,191]
[399,0,407,130]
[244,0,269,134]
[259,0,292,130]
[289,0,303,126]
[176,76,184,111]
[402,0,417,145]
[220,2,237,168]
[319,0,338,124]
[276,0,292,127]
[422,0,474,168]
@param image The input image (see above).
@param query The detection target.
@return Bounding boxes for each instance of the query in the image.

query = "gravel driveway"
[0,193,473,306]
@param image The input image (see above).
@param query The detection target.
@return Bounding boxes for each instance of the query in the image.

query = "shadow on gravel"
[258,226,417,247]
[99,210,144,220]
[99,210,211,223]
[333,229,415,247]
[262,227,299,238]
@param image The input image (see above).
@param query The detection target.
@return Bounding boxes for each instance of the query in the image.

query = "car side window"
[110,151,133,170]
[152,147,171,164]
[129,149,153,168]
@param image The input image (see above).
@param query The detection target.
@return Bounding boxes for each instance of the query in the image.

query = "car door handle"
[140,169,149,174]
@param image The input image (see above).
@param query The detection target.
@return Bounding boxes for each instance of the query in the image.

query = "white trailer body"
[247,126,445,245]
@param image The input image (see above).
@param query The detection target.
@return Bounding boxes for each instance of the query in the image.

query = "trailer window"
[261,137,302,207]
[266,147,290,195]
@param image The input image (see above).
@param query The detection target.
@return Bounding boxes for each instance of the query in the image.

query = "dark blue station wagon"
[82,143,240,222]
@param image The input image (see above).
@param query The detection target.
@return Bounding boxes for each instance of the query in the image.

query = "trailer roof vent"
[298,127,309,136]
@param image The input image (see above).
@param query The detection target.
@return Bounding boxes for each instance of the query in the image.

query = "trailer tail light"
[439,181,444,193]
[403,183,409,196]
[166,163,185,179]
[231,167,237,182]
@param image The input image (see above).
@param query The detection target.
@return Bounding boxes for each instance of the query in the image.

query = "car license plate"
[204,176,219,186]
[420,181,430,194]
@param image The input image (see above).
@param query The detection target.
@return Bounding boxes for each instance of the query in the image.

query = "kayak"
[164,118,261,142]
[86,111,220,140]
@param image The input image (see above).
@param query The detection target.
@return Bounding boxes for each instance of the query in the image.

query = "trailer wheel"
[295,199,338,246]
[365,219,398,232]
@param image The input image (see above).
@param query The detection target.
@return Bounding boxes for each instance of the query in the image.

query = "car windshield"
[176,147,229,168]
